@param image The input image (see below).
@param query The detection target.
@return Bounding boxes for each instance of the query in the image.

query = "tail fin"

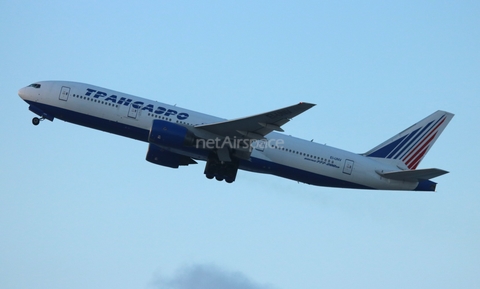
[364,110,454,169]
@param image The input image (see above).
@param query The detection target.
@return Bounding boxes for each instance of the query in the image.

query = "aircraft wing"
[377,168,449,182]
[195,102,315,139]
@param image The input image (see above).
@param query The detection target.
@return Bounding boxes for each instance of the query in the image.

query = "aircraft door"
[254,140,267,152]
[59,86,70,101]
[343,159,354,175]
[128,103,139,119]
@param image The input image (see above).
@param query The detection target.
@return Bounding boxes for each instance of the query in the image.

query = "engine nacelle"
[148,119,195,147]
[146,144,197,168]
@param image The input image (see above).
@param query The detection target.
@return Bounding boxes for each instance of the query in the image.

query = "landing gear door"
[59,86,70,101]
[343,159,354,175]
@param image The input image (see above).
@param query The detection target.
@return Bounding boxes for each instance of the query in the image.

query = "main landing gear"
[32,117,44,126]
[204,153,239,183]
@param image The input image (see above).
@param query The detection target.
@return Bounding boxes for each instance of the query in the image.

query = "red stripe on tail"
[402,116,445,164]
[405,132,437,169]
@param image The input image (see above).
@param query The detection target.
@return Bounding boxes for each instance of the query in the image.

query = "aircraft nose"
[18,87,26,100]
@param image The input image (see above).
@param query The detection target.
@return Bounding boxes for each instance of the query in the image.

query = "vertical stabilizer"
[364,111,454,169]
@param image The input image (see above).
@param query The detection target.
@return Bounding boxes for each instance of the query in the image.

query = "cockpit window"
[28,83,41,88]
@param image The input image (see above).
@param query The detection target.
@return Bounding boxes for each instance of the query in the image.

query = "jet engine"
[146,143,197,168]
[148,119,195,147]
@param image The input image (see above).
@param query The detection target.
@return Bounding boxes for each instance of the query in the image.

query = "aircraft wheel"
[215,176,224,181]
[32,117,40,126]
[206,174,214,179]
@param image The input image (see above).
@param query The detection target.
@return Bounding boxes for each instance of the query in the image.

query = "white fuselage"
[18,81,429,191]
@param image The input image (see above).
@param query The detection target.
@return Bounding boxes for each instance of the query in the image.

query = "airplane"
[18,81,454,191]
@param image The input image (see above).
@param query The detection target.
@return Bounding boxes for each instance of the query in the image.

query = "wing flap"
[377,168,449,182]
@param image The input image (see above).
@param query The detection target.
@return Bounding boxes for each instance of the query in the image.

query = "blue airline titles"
[18,81,454,191]
[84,88,190,120]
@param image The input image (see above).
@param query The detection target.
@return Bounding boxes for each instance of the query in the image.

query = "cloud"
[152,264,277,289]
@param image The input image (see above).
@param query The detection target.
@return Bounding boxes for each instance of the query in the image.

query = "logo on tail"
[365,111,454,169]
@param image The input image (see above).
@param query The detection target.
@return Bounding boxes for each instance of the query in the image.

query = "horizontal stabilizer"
[377,168,449,182]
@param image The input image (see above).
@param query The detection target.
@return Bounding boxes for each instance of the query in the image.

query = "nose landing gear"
[32,117,43,126]
[28,105,54,125]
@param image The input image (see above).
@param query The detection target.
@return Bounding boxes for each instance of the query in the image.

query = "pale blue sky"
[1,1,479,289]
